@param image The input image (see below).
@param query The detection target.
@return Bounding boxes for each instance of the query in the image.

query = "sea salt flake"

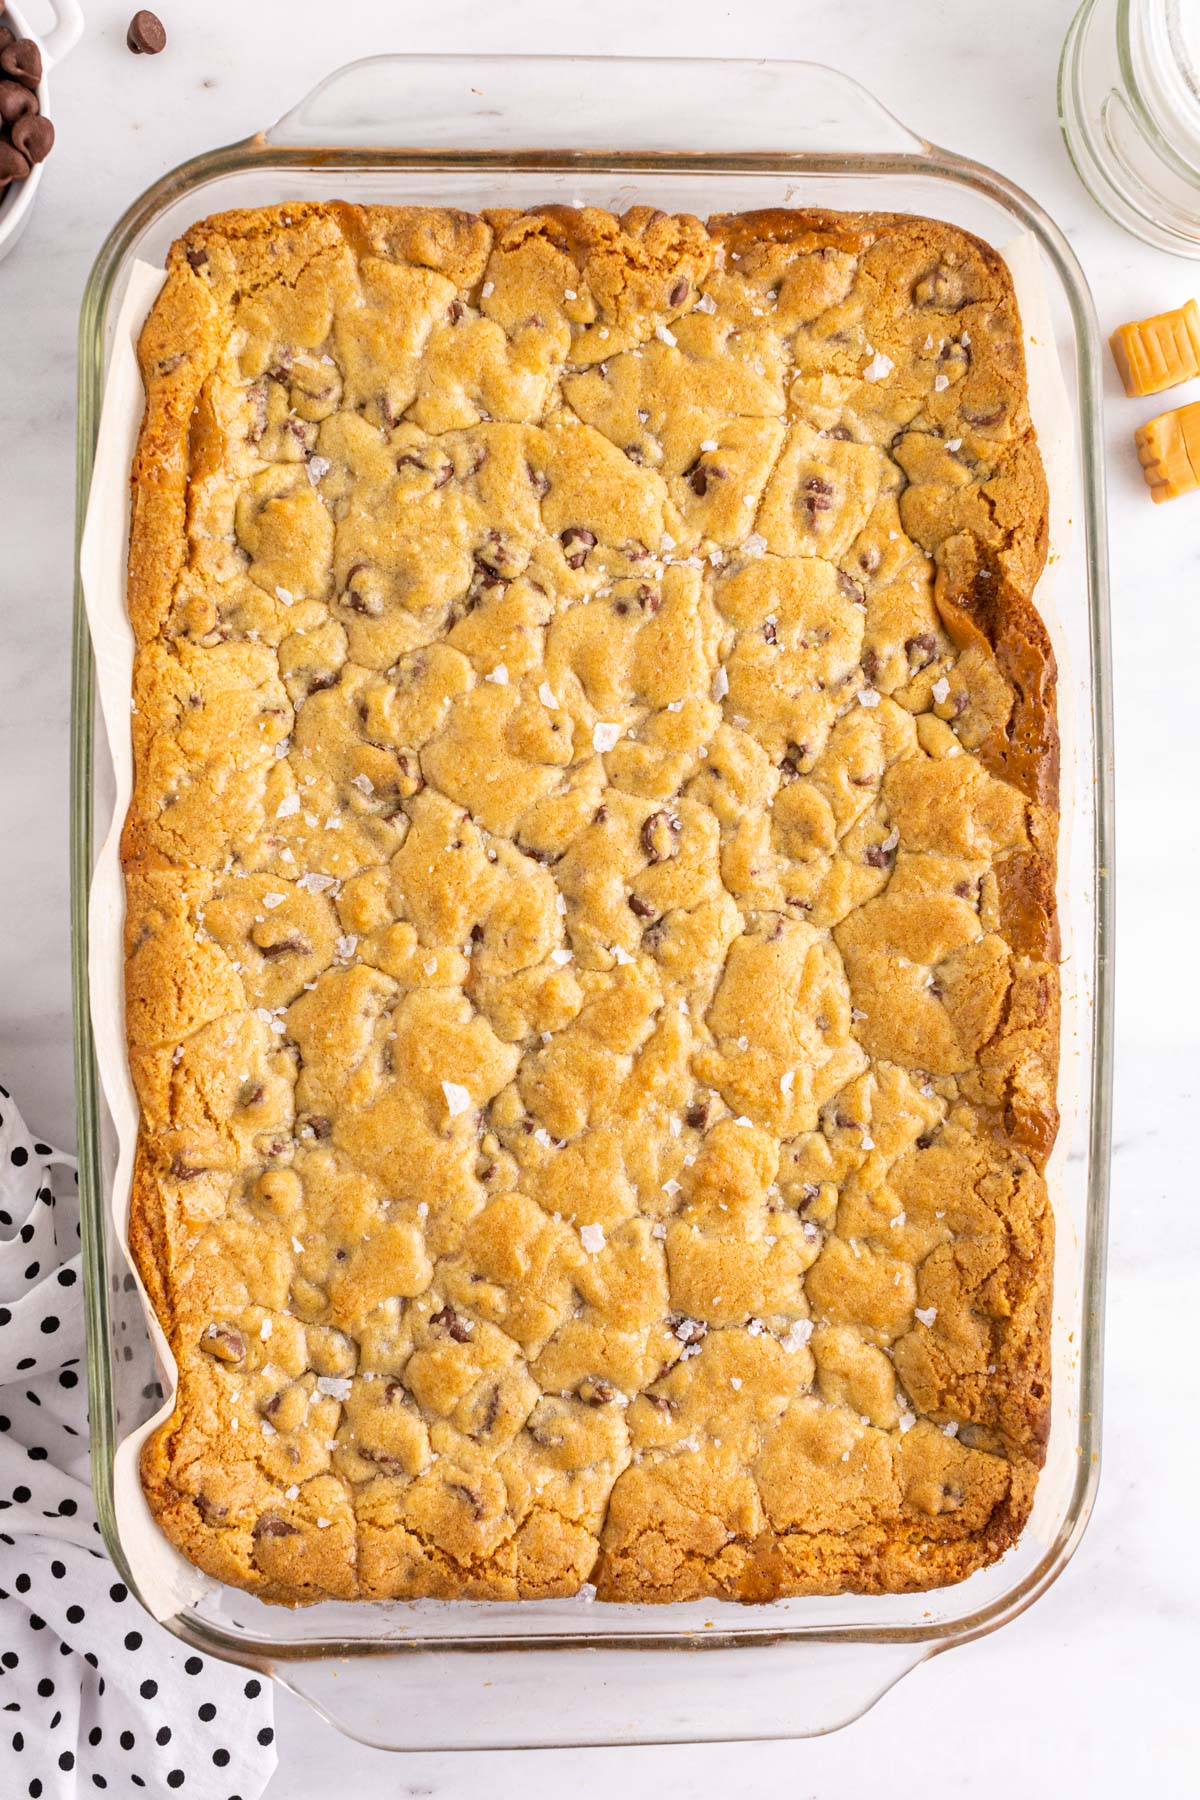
[857,688,880,708]
[914,1305,938,1328]
[297,871,335,894]
[534,1127,553,1149]
[316,1516,332,1529]
[655,323,677,346]
[933,373,950,391]
[539,682,559,709]
[481,280,495,297]
[612,944,634,966]
[946,436,962,452]
[285,1485,300,1500]
[317,1376,353,1400]
[780,1070,796,1097]
[700,438,718,452]
[931,676,950,704]
[696,293,716,314]
[335,934,358,960]
[423,957,438,975]
[276,792,301,818]
[593,721,621,752]
[730,1376,742,1390]
[441,1079,471,1118]
[564,288,577,300]
[577,1582,597,1602]
[742,532,767,558]
[485,663,509,685]
[943,1420,959,1438]
[882,827,900,853]
[863,351,894,382]
[898,1411,916,1434]
[550,946,573,966]
[662,1178,682,1197]
[274,586,294,606]
[259,1318,273,1340]
[711,665,729,702]
[307,455,332,484]
[260,1420,277,1439]
[780,1319,814,1352]
[651,1222,667,1240]
[555,892,567,916]
[291,1237,304,1254]
[579,1222,606,1254]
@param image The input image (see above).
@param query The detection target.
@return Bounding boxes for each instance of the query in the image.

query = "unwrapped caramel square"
[1111,299,1200,397]
[1135,400,1200,502]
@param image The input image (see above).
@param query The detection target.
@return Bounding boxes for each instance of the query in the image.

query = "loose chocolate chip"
[905,632,937,665]
[628,893,657,920]
[685,1098,712,1131]
[168,1154,204,1181]
[185,245,208,271]
[762,617,778,645]
[560,525,596,569]
[0,38,41,88]
[126,10,167,54]
[864,844,892,868]
[836,570,865,604]
[669,277,689,307]
[0,140,30,183]
[0,77,36,122]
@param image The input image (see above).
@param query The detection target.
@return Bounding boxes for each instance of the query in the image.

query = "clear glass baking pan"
[71,55,1114,1750]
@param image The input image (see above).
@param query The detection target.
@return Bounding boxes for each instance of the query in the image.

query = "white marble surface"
[2,0,1197,1791]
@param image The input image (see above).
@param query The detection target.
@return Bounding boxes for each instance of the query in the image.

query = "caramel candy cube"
[1135,401,1200,502]
[1110,299,1200,397]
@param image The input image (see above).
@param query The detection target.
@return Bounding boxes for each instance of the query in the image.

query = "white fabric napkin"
[0,1084,278,1798]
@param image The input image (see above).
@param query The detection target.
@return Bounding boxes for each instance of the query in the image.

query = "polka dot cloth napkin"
[0,1085,278,1798]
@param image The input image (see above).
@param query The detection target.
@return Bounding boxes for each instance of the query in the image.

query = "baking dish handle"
[263,55,928,158]
[33,0,85,70]
[275,1638,933,1751]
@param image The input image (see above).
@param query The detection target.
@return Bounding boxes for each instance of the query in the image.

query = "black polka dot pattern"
[0,1090,277,1794]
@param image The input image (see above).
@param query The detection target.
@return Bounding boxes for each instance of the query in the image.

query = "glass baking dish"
[71,55,1114,1750]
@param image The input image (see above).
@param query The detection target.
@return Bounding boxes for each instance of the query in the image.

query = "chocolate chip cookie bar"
[125,202,1058,1605]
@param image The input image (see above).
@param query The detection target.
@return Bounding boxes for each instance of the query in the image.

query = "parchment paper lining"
[81,243,1079,1622]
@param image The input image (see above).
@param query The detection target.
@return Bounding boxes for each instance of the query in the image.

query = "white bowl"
[0,0,84,262]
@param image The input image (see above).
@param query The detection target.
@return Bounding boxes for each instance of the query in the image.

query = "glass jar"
[1060,0,1200,255]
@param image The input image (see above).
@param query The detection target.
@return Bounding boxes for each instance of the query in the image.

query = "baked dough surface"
[125,202,1058,1605]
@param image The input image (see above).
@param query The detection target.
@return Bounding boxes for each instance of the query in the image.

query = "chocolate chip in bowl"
[0,5,60,250]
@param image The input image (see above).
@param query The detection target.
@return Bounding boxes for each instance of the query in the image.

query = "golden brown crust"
[125,202,1057,1606]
